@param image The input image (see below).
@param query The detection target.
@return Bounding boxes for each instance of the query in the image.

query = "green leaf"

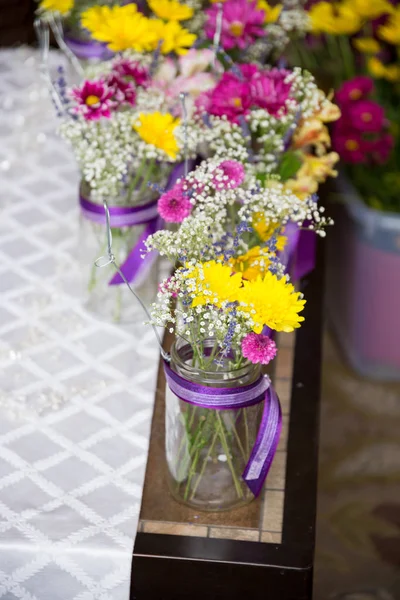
[277,151,303,182]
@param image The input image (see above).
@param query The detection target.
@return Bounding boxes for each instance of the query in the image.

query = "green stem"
[127,156,147,203]
[137,157,156,200]
[189,415,221,500]
[216,412,244,499]
[228,412,247,462]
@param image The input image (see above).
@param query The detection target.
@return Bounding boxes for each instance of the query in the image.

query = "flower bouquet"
[56,54,201,321]
[140,158,331,509]
[293,0,400,377]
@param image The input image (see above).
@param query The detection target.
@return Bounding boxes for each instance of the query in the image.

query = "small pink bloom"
[347,99,385,133]
[205,0,265,50]
[250,69,292,116]
[368,133,394,164]
[71,80,114,120]
[158,182,192,223]
[241,333,277,365]
[107,74,137,107]
[335,76,374,105]
[196,71,252,123]
[113,58,150,88]
[213,160,245,189]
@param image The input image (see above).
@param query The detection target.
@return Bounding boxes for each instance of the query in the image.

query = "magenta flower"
[107,74,137,107]
[332,127,369,164]
[213,160,245,190]
[158,182,192,223]
[347,99,385,133]
[196,71,252,123]
[113,58,150,88]
[71,80,114,120]
[250,69,292,116]
[336,76,374,105]
[369,133,394,164]
[241,333,277,365]
[205,0,265,50]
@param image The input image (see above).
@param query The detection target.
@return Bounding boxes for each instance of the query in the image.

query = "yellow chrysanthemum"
[256,1,282,23]
[40,0,73,15]
[81,6,116,39]
[186,261,243,308]
[148,0,194,21]
[368,57,400,81]
[81,5,156,52]
[151,20,197,55]
[347,0,393,19]
[353,36,381,54]
[377,7,400,44]
[308,1,362,35]
[133,112,181,159]
[237,272,306,333]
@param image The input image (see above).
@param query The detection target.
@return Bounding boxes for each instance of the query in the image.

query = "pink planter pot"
[327,176,400,380]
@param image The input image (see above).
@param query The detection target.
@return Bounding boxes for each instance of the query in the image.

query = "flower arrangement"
[195,64,341,199]
[292,0,400,211]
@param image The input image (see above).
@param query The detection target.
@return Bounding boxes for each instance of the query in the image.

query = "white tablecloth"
[0,48,158,600]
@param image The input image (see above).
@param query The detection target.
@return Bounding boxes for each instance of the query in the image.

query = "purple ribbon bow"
[80,162,192,286]
[64,34,114,61]
[164,361,282,497]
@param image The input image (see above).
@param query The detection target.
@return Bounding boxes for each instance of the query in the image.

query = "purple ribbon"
[279,222,316,281]
[64,33,114,61]
[163,361,282,497]
[79,194,162,286]
[80,162,192,286]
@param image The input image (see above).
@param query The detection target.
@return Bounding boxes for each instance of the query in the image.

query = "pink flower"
[107,74,137,107]
[241,333,277,365]
[71,80,114,120]
[332,127,369,164]
[113,58,150,88]
[179,48,215,77]
[213,160,245,189]
[249,69,292,116]
[158,182,192,223]
[335,76,374,105]
[196,71,252,123]
[205,0,265,50]
[369,133,394,164]
[347,99,385,133]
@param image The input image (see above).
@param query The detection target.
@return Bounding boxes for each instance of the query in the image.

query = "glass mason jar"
[79,182,160,323]
[165,338,263,511]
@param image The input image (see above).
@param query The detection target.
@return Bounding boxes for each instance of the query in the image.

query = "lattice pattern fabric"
[0,48,158,600]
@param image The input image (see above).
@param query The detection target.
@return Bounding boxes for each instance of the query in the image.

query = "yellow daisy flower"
[368,57,400,81]
[347,0,393,19]
[256,0,282,23]
[252,214,287,250]
[186,261,243,308]
[40,0,73,15]
[151,20,197,55]
[231,247,273,281]
[133,112,181,159]
[148,0,194,21]
[377,7,400,44]
[81,5,156,52]
[237,272,306,333]
[308,1,362,35]
[353,37,381,54]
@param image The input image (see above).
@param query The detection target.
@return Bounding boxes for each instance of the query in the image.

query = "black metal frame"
[131,238,325,600]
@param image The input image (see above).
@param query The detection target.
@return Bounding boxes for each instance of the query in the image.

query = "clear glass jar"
[79,183,160,324]
[165,338,263,511]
